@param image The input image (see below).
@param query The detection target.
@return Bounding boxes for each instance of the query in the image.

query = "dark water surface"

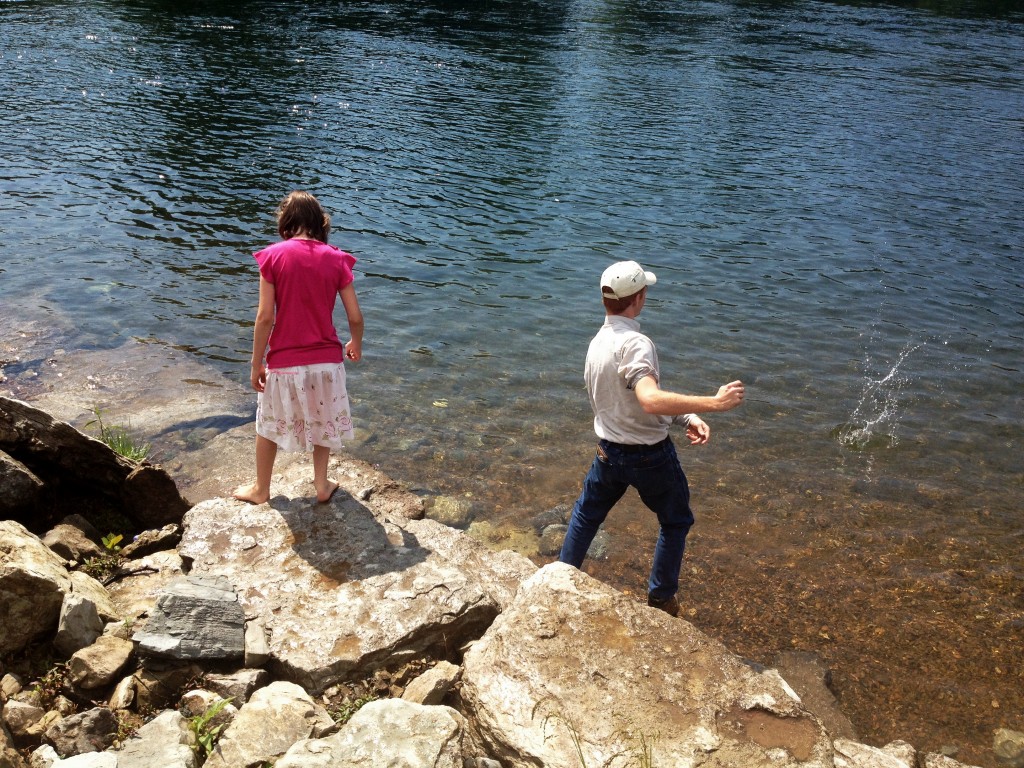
[2,0,1022,764]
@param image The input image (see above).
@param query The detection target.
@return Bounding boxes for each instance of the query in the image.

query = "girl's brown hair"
[276,190,331,242]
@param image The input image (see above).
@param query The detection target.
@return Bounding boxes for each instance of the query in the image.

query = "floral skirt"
[256,362,354,452]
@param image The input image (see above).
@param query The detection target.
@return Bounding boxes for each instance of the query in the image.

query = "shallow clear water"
[2,0,1022,763]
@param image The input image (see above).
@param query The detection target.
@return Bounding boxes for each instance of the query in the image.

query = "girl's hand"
[345,339,362,362]
[251,364,267,392]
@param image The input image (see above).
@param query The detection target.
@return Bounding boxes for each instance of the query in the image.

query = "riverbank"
[1,326,1021,767]
[5,394,1022,768]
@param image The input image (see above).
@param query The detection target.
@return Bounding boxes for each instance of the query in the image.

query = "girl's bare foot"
[232,483,269,505]
[315,480,339,504]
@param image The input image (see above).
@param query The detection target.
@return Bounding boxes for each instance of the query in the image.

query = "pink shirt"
[254,238,356,369]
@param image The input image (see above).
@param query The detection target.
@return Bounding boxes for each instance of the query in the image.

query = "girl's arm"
[339,282,364,361]
[250,277,275,391]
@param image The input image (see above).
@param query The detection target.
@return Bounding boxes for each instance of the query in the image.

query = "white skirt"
[256,362,354,452]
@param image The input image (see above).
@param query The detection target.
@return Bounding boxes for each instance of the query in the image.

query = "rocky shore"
[2,395,1023,768]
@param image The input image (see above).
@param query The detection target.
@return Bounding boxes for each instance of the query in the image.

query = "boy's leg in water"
[559,454,627,567]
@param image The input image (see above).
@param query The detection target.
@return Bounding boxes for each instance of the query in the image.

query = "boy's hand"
[686,416,710,445]
[715,380,745,411]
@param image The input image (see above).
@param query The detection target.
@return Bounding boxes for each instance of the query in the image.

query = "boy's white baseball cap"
[600,260,657,299]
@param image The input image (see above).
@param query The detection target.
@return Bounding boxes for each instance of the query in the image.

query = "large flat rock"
[178,461,534,692]
[461,562,834,768]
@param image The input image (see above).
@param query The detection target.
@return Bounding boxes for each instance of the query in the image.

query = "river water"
[2,0,1022,764]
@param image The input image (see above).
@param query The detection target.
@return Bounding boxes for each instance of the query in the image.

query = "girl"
[233,191,364,505]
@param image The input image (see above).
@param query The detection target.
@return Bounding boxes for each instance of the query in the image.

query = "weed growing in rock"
[328,693,378,725]
[86,407,150,461]
[188,696,233,762]
[113,710,142,748]
[32,662,68,710]
[80,552,123,582]
[539,711,590,768]
[632,731,659,768]
[538,706,661,768]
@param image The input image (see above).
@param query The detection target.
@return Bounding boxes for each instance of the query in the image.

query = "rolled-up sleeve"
[619,336,658,390]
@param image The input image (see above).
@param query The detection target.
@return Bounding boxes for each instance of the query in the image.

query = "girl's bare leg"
[313,444,338,503]
[232,434,278,504]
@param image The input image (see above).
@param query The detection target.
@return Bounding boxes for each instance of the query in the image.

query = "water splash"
[835,341,922,457]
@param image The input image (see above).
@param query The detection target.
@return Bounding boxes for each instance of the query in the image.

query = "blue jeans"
[559,437,694,603]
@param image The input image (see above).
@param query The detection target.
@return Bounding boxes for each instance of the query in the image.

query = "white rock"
[54,593,105,657]
[276,699,467,768]
[0,520,72,656]
[834,738,913,768]
[203,681,333,768]
[116,709,195,768]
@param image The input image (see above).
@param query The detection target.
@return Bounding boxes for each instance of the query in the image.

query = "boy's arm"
[339,283,364,361]
[633,376,744,416]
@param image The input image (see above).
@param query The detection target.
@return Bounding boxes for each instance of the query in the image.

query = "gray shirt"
[584,315,691,445]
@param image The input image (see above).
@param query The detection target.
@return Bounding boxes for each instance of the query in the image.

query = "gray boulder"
[44,708,118,757]
[461,562,833,768]
[0,449,44,518]
[131,576,245,662]
[54,594,105,658]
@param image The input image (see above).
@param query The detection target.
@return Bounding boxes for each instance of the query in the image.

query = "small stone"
[539,524,568,557]
[426,496,476,528]
[994,728,1024,768]
[67,636,134,691]
[401,661,461,706]
[108,676,136,710]
[1,673,24,699]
